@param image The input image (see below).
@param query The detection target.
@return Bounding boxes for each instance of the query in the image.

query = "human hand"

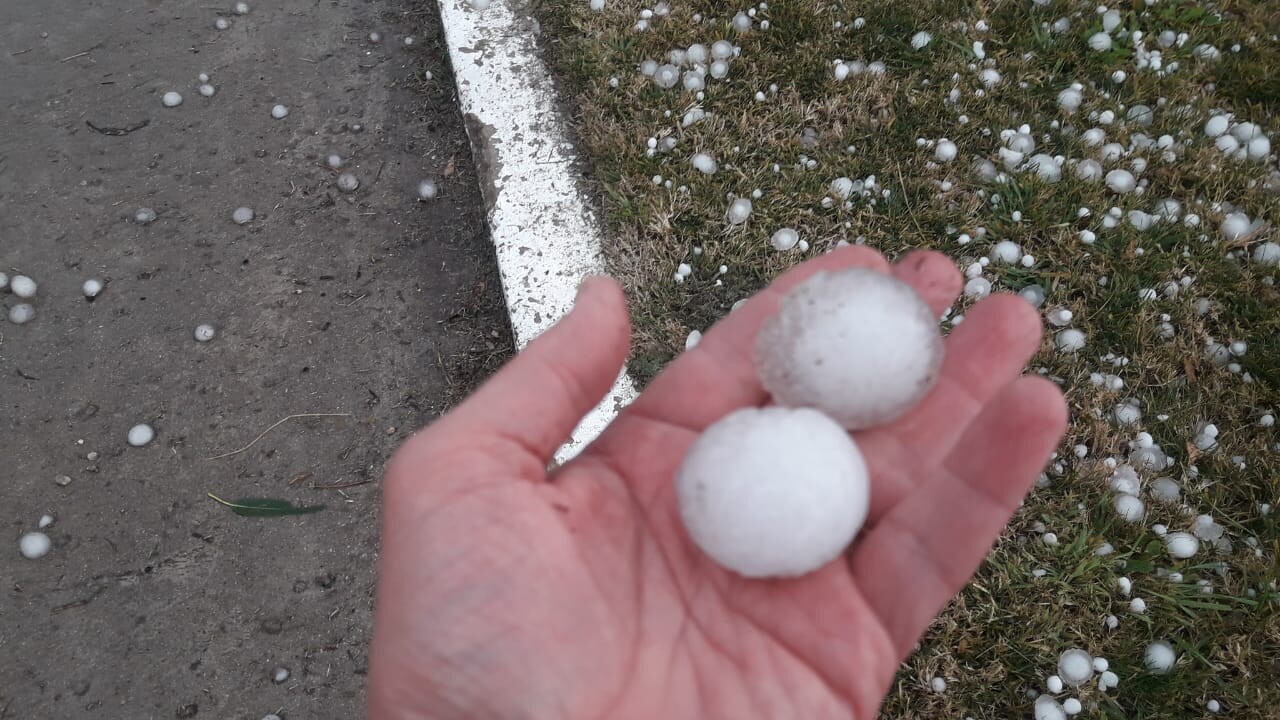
[367,247,1067,720]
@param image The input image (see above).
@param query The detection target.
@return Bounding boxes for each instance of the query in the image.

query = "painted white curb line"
[437,0,637,462]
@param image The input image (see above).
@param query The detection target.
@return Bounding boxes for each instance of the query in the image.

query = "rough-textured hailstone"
[1144,641,1176,673]
[1165,531,1199,559]
[271,104,289,119]
[1105,169,1136,193]
[1114,494,1145,522]
[1058,649,1094,686]
[755,268,943,430]
[1204,115,1229,138]
[1253,242,1280,266]
[83,279,104,299]
[690,153,718,174]
[1057,87,1082,112]
[1035,695,1066,720]
[232,206,255,225]
[1220,212,1251,240]
[1075,159,1103,181]
[1149,477,1180,504]
[20,532,52,560]
[910,31,932,50]
[1028,153,1061,182]
[770,228,799,251]
[128,423,155,447]
[1088,32,1112,52]
[417,179,439,200]
[1055,329,1086,352]
[10,275,37,298]
[194,324,216,342]
[8,304,35,325]
[199,83,216,97]
[337,173,360,192]
[162,91,183,107]
[934,139,957,163]
[726,198,752,224]
[135,208,157,225]
[675,406,870,578]
[992,240,1021,264]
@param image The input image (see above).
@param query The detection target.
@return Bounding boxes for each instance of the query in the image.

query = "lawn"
[536,0,1280,716]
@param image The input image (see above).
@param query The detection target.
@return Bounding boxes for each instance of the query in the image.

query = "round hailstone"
[199,83,216,97]
[1165,531,1199,559]
[755,268,944,430]
[1063,698,1082,715]
[1109,464,1140,495]
[1028,153,1061,182]
[675,406,870,578]
[1220,212,1251,240]
[710,59,729,79]
[830,177,855,199]
[368,31,382,42]
[682,71,705,92]
[1055,329,1086,352]
[1088,32,1112,52]
[726,198,752,224]
[910,31,932,50]
[194,324,216,342]
[1046,675,1064,694]
[690,153,718,174]
[1035,695,1066,720]
[1127,105,1154,126]
[963,277,991,299]
[1075,159,1103,182]
[234,1,250,14]
[162,91,183,108]
[1019,284,1046,308]
[416,179,439,200]
[128,423,155,447]
[1149,477,1181,504]
[1144,640,1177,673]
[1058,649,1094,687]
[686,43,708,64]
[1105,169,1136,194]
[336,173,359,192]
[731,11,751,32]
[83,278,104,299]
[270,104,289,119]
[135,207,157,225]
[10,275,37,298]
[8,304,35,325]
[1246,135,1270,160]
[1204,115,1230,138]
[232,206,255,225]
[1253,242,1280,266]
[1057,87,1083,113]
[1114,494,1145,522]
[654,64,679,88]
[711,40,734,60]
[934,139,957,163]
[770,228,800,251]
[215,16,230,29]
[19,532,52,560]
[930,676,946,693]
[684,330,702,350]
[1081,128,1106,146]
[327,154,343,169]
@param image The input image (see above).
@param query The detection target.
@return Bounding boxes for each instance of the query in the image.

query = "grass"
[535,0,1279,716]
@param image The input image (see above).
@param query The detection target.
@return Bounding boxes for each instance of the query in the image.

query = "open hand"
[368,247,1067,719]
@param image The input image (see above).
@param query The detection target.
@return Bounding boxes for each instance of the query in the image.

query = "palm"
[369,248,1066,720]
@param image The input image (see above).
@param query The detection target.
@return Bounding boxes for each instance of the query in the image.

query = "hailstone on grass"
[1253,242,1280,266]
[1075,159,1103,181]
[992,240,1022,264]
[1028,154,1061,182]
[1115,494,1145,522]
[1165,532,1199,559]
[1144,640,1176,673]
[1220,212,1251,240]
[1062,698,1082,715]
[726,198,752,224]
[690,153,718,174]
[1058,649,1094,686]
[770,228,799,251]
[675,406,870,577]
[1055,329,1086,352]
[934,139,957,163]
[755,268,943,430]
[1035,695,1067,720]
[1149,477,1181,504]
[1105,169,1136,194]
[19,532,52,559]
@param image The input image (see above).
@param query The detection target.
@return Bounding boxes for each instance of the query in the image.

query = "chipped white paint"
[438,0,637,462]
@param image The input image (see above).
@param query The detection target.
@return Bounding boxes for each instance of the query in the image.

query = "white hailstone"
[416,179,439,200]
[771,228,799,251]
[682,71,705,92]
[1144,641,1176,673]
[1099,110,1116,125]
[1075,160,1103,181]
[1208,699,1221,713]
[691,153,718,174]
[963,277,992,299]
[1063,698,1082,715]
[135,207,158,225]
[1193,514,1225,541]
[1129,211,1156,231]
[1110,465,1140,495]
[1028,153,1061,182]
[1007,131,1036,154]
[322,171,359,195]
[910,31,932,50]
[128,423,155,447]
[1218,214,1256,243]
[726,198,752,224]
[686,43,708,64]
[234,1,250,14]
[1102,8,1122,32]
[19,532,52,560]
[194,324,216,342]
[83,279,104,299]
[1047,309,1074,327]
[639,60,658,76]
[162,91,183,107]
[1046,675,1064,693]
[1089,32,1113,52]
[1165,532,1199,559]
[1230,341,1247,356]
[1154,198,1182,220]
[979,68,1001,88]
[991,240,1022,264]
[1116,576,1132,596]
[1105,614,1119,629]
[10,275,37,298]
[1127,105,1154,126]
[755,268,943,430]
[710,60,730,79]
[934,139,958,163]
[1204,115,1230,138]
[930,676,946,693]
[654,64,679,88]
[732,11,752,31]
[403,35,417,45]
[1093,658,1109,673]
[676,263,693,278]
[1194,423,1220,450]
[272,667,290,683]
[675,406,869,577]
[1056,329,1086,352]
[1100,142,1124,162]
[1058,87,1083,113]
[1260,414,1275,427]
[1035,695,1067,720]
[368,31,382,42]
[199,83,216,97]
[198,72,210,83]
[8,304,35,325]
[1019,284,1046,308]
[1115,494,1145,522]
[1058,649,1094,687]
[684,330,702,350]
[1246,135,1271,160]
[271,104,289,119]
[1129,597,1147,613]
[711,40,734,60]
[38,514,53,529]
[1204,344,1230,367]
[1114,401,1141,425]
[215,16,230,29]
[1100,671,1119,689]
[1043,532,1059,546]
[1215,134,1240,156]
[1105,169,1136,193]
[1081,128,1106,146]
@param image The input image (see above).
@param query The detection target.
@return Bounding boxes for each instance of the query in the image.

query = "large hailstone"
[755,268,944,430]
[1144,640,1177,673]
[675,406,870,578]
[1058,648,1095,687]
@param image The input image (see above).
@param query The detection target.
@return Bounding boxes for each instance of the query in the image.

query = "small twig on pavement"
[205,413,352,460]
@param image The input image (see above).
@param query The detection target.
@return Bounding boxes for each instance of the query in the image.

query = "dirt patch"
[1,0,509,716]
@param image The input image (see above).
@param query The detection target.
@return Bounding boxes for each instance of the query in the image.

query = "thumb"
[447,275,631,465]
